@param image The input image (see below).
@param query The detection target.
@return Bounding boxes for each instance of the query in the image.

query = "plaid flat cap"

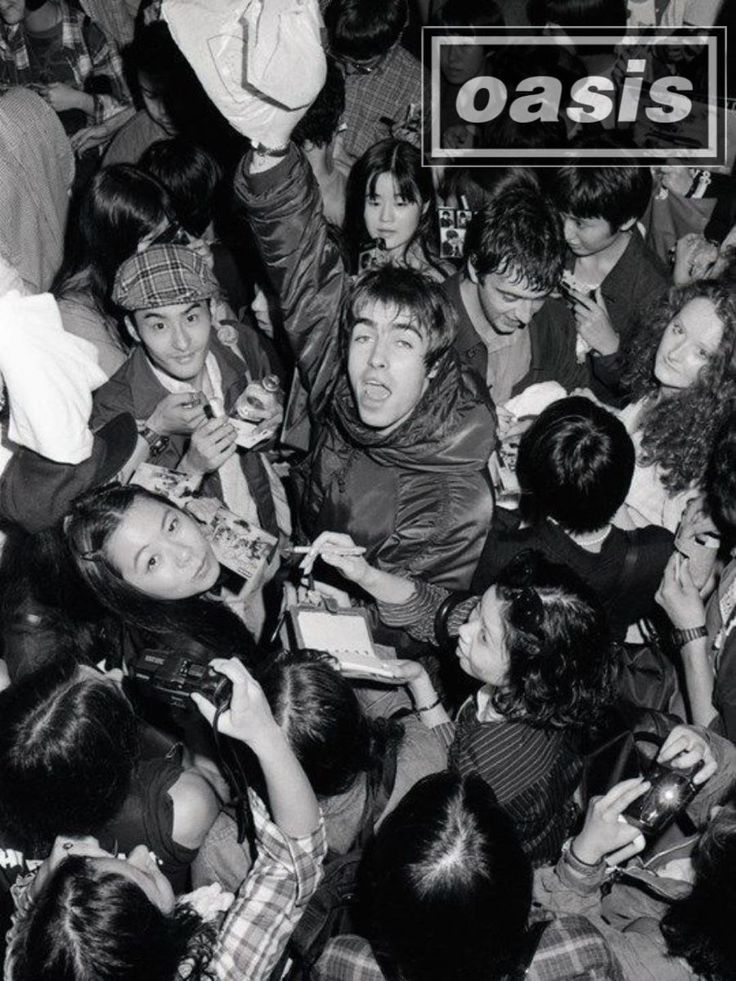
[112,244,219,311]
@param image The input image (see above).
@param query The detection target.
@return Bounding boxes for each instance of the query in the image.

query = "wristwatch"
[672,625,708,647]
[138,425,170,458]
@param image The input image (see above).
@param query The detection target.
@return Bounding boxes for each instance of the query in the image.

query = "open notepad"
[289,607,398,680]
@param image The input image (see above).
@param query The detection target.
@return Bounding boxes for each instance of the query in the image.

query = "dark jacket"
[234,146,496,590]
[449,230,669,405]
[91,326,280,536]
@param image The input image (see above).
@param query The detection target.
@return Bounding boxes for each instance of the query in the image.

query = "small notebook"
[289,607,398,680]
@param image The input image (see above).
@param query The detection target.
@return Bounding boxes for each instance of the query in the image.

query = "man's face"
[0,0,25,26]
[128,300,212,383]
[347,299,433,431]
[468,262,548,335]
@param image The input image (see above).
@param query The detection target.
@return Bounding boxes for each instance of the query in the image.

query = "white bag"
[162,0,327,144]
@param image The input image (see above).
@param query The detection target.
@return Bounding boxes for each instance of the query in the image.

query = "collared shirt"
[339,45,424,163]
[0,0,131,125]
[5,792,327,981]
[313,915,623,981]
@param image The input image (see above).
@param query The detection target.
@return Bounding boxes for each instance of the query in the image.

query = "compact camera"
[129,651,232,712]
[623,759,700,836]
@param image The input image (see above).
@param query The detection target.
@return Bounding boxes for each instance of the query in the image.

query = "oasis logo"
[423,26,726,165]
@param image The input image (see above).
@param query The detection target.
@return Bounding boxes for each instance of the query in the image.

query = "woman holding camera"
[4,658,326,981]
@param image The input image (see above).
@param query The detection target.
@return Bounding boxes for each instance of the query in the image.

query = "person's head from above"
[527,0,627,27]
[463,179,565,335]
[361,771,532,981]
[259,649,404,798]
[623,281,736,494]
[55,164,179,310]
[661,782,736,981]
[345,139,435,262]
[342,264,457,431]
[707,413,736,535]
[517,396,635,534]
[292,57,346,153]
[112,244,218,385]
[547,165,653,258]
[140,140,222,240]
[64,484,220,609]
[435,0,504,86]
[457,550,616,728]
[325,0,407,73]
[6,842,213,981]
[0,657,138,855]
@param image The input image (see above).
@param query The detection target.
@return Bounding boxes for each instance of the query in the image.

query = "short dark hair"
[0,659,139,853]
[435,0,504,27]
[10,855,211,981]
[661,783,736,980]
[463,178,565,293]
[516,396,635,533]
[139,139,222,238]
[548,165,653,230]
[362,772,532,981]
[259,649,404,797]
[490,551,618,730]
[292,59,346,149]
[325,0,407,61]
[344,264,458,370]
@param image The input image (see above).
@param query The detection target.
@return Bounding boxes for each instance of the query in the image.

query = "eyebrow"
[353,318,424,340]
[142,303,199,321]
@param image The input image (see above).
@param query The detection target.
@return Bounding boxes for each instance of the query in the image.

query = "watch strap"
[138,425,170,458]
[672,625,708,647]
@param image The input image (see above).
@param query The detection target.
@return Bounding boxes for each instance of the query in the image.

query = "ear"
[619,217,637,233]
[421,200,430,217]
[466,256,480,285]
[125,315,141,345]
[427,362,440,380]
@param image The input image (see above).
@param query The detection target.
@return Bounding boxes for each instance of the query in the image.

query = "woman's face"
[104,497,220,600]
[654,296,724,392]
[95,844,175,913]
[363,172,424,257]
[456,586,510,686]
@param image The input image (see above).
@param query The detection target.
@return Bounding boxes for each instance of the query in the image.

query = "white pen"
[286,545,366,555]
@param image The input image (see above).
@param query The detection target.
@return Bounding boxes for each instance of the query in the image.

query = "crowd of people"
[1,0,736,978]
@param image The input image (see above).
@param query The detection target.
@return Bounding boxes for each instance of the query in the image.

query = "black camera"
[623,760,700,836]
[129,651,232,712]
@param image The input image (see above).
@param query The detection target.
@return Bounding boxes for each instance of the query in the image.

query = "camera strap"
[212,703,257,856]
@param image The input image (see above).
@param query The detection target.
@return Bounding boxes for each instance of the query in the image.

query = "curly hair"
[621,280,736,493]
[259,649,404,798]
[661,783,736,980]
[8,855,216,981]
[488,552,618,730]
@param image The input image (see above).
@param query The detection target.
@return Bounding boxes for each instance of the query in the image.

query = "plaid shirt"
[313,911,624,981]
[5,793,326,981]
[339,44,425,162]
[208,793,327,981]
[0,0,131,125]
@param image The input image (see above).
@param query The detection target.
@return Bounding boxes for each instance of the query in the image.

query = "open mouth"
[362,380,391,404]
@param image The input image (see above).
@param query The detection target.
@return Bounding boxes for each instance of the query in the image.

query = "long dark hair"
[0,659,139,853]
[54,165,177,320]
[622,280,736,493]
[259,649,404,797]
[61,485,257,665]
[8,855,216,981]
[344,139,443,275]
